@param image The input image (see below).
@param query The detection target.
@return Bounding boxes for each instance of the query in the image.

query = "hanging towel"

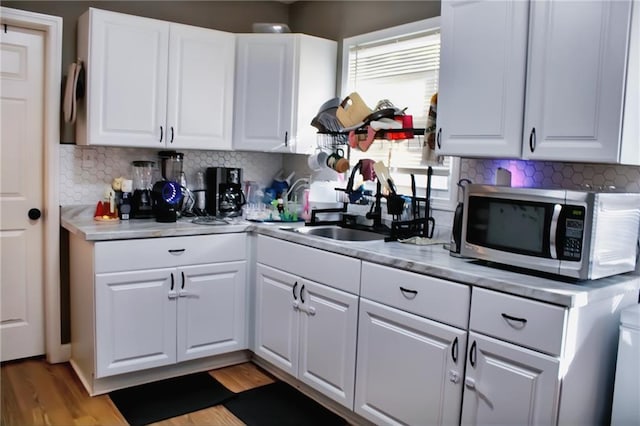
[423,92,442,164]
[63,60,83,124]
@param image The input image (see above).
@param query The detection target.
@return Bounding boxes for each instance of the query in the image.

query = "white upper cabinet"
[437,0,528,158]
[523,0,634,163]
[234,34,337,153]
[76,8,235,150]
[437,0,637,165]
[167,24,235,150]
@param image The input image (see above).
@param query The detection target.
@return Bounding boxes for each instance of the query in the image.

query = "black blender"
[152,151,185,222]
[131,160,155,219]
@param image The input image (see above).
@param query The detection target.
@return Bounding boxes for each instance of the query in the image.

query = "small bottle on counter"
[119,179,133,220]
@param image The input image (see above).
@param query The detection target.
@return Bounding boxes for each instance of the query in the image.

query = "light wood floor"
[1,357,277,426]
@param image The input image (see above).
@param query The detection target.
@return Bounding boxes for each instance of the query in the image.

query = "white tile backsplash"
[59,145,283,206]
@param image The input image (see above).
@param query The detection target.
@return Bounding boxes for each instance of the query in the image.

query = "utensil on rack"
[425,167,435,238]
[373,161,393,193]
[410,174,417,220]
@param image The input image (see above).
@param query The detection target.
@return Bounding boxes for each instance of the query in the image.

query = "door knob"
[28,208,41,220]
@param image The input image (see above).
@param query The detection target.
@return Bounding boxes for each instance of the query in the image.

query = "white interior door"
[0,25,46,361]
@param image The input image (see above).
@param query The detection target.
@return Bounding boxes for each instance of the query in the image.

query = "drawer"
[257,235,360,294]
[360,262,470,328]
[95,233,246,273]
[470,287,567,356]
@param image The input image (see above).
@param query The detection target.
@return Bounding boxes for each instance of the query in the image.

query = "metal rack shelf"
[316,128,426,149]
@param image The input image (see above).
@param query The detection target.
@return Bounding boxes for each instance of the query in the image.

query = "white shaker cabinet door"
[355,299,467,426]
[78,8,169,147]
[523,0,633,163]
[437,0,528,158]
[95,268,177,378]
[176,261,247,362]
[461,332,560,426]
[298,279,358,409]
[254,264,299,376]
[234,35,294,152]
[167,24,235,150]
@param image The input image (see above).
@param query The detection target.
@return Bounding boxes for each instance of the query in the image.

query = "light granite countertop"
[61,205,640,308]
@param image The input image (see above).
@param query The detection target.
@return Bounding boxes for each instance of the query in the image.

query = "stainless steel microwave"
[460,185,640,280]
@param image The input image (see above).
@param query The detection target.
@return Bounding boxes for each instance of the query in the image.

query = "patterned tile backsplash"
[60,145,640,209]
[461,158,640,192]
[59,145,283,205]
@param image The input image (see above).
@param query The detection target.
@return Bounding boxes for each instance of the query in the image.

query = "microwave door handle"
[549,204,562,259]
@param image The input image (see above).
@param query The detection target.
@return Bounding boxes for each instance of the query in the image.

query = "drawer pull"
[292,282,298,300]
[168,249,186,254]
[501,313,528,328]
[399,287,418,299]
[451,337,459,364]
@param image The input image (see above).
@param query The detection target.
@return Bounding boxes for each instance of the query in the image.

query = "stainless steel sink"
[293,226,385,242]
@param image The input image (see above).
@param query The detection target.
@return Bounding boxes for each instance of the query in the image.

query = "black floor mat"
[223,381,348,426]
[109,372,235,426]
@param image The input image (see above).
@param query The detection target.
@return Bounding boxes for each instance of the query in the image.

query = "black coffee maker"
[206,167,245,217]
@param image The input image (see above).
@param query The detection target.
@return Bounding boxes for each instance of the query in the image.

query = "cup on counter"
[307,148,329,172]
[326,148,350,173]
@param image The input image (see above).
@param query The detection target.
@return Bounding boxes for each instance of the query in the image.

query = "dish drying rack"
[316,128,426,149]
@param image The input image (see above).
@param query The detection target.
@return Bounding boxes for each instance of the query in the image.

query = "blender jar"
[158,151,184,181]
[132,160,155,190]
[131,160,155,218]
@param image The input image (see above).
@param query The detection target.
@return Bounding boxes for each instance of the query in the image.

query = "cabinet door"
[254,264,299,376]
[176,261,247,362]
[461,332,560,425]
[233,35,294,152]
[437,0,528,158]
[79,9,169,147]
[167,24,235,150]
[523,0,632,163]
[95,268,176,378]
[355,299,467,426]
[298,280,358,409]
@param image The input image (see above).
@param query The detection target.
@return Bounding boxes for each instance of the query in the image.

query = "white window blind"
[341,17,459,210]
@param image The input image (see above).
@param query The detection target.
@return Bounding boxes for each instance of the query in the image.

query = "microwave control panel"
[559,206,586,261]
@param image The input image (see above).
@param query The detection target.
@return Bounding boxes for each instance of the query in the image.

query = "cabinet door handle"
[529,127,536,152]
[170,126,174,143]
[300,284,306,303]
[284,131,288,147]
[181,271,185,290]
[160,126,164,143]
[501,313,528,328]
[168,273,177,299]
[292,281,298,300]
[451,336,459,364]
[399,286,418,299]
[469,340,477,368]
[168,249,186,254]
[436,128,442,149]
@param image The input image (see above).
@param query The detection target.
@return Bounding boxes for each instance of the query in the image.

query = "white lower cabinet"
[254,236,360,409]
[460,332,559,425]
[355,299,467,425]
[95,261,246,378]
[355,262,471,425]
[70,234,248,393]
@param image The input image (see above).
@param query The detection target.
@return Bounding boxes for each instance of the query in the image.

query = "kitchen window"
[341,16,459,210]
